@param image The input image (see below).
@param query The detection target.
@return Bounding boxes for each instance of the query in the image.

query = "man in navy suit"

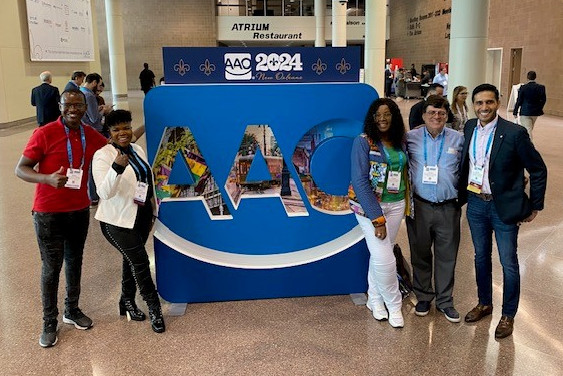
[31,71,60,126]
[513,71,546,140]
[459,84,547,339]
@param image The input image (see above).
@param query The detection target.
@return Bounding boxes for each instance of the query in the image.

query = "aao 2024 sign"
[163,46,360,84]
[145,83,377,303]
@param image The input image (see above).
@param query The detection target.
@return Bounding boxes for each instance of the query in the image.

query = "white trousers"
[355,200,405,313]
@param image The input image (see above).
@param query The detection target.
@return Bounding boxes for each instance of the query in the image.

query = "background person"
[139,63,155,95]
[31,71,60,126]
[64,71,86,92]
[513,71,547,140]
[92,109,165,333]
[349,98,409,329]
[451,86,469,132]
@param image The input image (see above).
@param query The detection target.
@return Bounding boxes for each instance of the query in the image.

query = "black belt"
[470,192,493,201]
[414,194,457,206]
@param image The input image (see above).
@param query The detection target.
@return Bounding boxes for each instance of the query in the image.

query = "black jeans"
[100,203,160,310]
[33,208,90,322]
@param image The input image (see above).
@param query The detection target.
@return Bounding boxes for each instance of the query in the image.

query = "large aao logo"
[224,53,252,80]
[146,84,376,274]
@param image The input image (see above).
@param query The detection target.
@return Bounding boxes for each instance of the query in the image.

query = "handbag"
[393,244,413,299]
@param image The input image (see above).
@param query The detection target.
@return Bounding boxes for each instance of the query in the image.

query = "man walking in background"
[31,71,60,126]
[513,71,546,140]
[139,63,155,95]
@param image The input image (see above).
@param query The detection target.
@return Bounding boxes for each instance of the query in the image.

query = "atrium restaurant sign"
[163,46,360,84]
[217,16,366,43]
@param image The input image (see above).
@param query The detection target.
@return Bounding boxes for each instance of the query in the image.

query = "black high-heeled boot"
[148,307,165,333]
[119,299,146,321]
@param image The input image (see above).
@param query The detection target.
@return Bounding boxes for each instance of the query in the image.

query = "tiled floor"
[0,92,562,375]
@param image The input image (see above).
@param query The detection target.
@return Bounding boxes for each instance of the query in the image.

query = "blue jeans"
[466,194,520,317]
[33,208,90,322]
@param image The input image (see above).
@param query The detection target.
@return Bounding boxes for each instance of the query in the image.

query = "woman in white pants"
[349,98,410,328]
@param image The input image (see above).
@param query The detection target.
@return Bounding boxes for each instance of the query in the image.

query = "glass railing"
[216,0,365,17]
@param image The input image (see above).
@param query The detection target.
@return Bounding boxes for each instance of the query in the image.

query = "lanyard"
[472,125,496,168]
[423,129,445,167]
[382,145,404,172]
[118,145,150,183]
[63,122,86,169]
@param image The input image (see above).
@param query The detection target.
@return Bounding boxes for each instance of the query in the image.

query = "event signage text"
[163,47,360,84]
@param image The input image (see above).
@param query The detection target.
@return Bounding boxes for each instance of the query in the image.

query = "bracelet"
[371,216,386,226]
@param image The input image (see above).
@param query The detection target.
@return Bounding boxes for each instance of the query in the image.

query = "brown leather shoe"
[464,304,493,322]
[495,315,514,338]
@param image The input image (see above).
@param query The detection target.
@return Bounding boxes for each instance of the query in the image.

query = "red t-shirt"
[23,118,108,212]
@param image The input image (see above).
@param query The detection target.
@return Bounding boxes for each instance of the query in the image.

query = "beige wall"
[387,0,562,116]
[94,0,217,91]
[386,0,452,74]
[488,0,562,116]
[0,0,102,125]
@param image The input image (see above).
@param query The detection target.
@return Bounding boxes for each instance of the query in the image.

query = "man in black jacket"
[31,71,60,126]
[513,71,546,140]
[459,84,547,339]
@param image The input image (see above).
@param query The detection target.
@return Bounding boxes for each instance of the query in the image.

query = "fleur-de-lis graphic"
[311,58,327,75]
[199,59,216,76]
[174,59,190,76]
[336,58,351,74]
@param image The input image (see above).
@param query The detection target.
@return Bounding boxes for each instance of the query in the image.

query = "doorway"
[508,48,522,98]
[486,48,502,90]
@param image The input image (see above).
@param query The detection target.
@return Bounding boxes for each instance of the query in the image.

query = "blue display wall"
[145,83,378,303]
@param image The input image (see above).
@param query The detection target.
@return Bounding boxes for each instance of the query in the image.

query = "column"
[315,0,326,47]
[105,0,129,109]
[331,0,347,47]
[364,0,387,94]
[448,0,490,110]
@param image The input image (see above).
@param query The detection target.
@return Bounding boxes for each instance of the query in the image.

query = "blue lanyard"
[423,129,445,167]
[63,123,86,169]
[127,147,150,183]
[382,145,404,172]
[472,125,496,168]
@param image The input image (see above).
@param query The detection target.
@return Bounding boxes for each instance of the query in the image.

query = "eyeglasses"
[426,110,448,117]
[60,103,86,109]
[374,112,392,120]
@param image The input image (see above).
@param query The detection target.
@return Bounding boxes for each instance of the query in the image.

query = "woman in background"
[349,98,409,328]
[451,86,469,132]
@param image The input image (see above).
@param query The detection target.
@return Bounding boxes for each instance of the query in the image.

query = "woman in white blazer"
[92,110,164,333]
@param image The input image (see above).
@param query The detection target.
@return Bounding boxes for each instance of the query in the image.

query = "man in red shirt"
[15,89,108,348]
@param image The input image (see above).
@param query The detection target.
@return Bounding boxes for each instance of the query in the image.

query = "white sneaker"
[366,300,388,321]
[388,310,404,328]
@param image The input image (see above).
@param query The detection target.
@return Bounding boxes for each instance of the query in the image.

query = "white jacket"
[92,143,156,229]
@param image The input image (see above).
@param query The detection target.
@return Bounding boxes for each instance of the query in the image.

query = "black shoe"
[437,306,461,323]
[149,307,166,333]
[63,308,93,330]
[39,320,58,348]
[415,301,431,316]
[119,299,146,321]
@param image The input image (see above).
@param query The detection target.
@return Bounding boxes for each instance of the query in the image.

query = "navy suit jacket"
[513,81,546,116]
[31,83,60,126]
[459,116,547,224]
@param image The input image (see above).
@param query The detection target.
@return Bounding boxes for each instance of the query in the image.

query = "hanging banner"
[163,46,360,84]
